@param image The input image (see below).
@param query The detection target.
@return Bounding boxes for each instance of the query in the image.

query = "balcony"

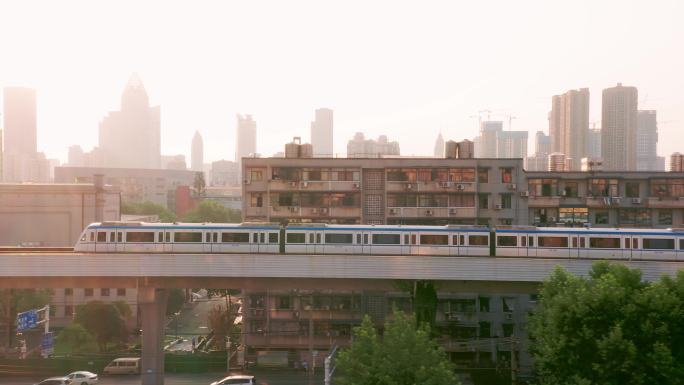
[647,196,684,208]
[527,196,561,208]
[269,179,361,191]
[437,337,498,352]
[585,196,622,208]
[386,181,477,193]
[243,180,267,191]
[245,334,350,349]
[386,207,477,218]
[244,207,268,217]
[269,206,362,218]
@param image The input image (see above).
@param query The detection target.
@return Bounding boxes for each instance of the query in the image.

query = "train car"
[75,222,281,253]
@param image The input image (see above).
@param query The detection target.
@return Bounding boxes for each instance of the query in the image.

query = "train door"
[449,233,459,256]
[402,232,416,255]
[163,231,172,253]
[526,234,537,257]
[306,231,323,254]
[359,232,371,254]
[113,231,124,252]
[250,232,259,253]
[570,235,580,258]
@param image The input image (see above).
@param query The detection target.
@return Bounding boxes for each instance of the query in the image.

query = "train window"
[580,237,585,248]
[572,237,578,248]
[528,236,534,247]
[222,233,250,243]
[633,239,638,249]
[309,233,315,243]
[165,232,171,242]
[625,238,631,249]
[452,235,459,245]
[287,233,306,244]
[158,232,163,242]
[126,232,155,243]
[175,232,202,243]
[364,234,369,244]
[213,233,218,243]
[420,234,448,245]
[89,232,95,242]
[680,239,684,250]
[404,234,410,245]
[372,234,401,245]
[205,233,211,243]
[356,234,361,244]
[497,236,517,247]
[261,233,266,243]
[117,232,123,243]
[97,232,107,242]
[325,233,353,244]
[110,232,115,242]
[589,237,620,248]
[460,235,465,245]
[643,238,675,250]
[469,235,489,246]
[316,233,321,244]
[538,236,568,248]
[521,236,527,247]
[252,233,258,243]
[411,234,416,245]
[269,233,279,243]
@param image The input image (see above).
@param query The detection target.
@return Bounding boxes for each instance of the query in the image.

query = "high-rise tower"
[433,132,444,157]
[2,87,37,182]
[191,131,204,172]
[235,114,257,163]
[602,83,638,171]
[310,108,333,157]
[548,88,589,170]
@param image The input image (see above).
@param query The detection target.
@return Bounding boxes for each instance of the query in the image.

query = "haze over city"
[1,0,683,163]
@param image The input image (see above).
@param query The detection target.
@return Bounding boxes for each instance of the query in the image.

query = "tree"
[394,280,439,330]
[528,262,684,385]
[121,200,176,222]
[207,302,241,350]
[166,288,186,316]
[0,289,53,347]
[56,323,98,353]
[337,311,459,385]
[74,301,128,352]
[182,200,241,223]
[193,172,206,197]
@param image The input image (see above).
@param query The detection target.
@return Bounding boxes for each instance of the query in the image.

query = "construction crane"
[502,114,517,130]
[469,109,493,128]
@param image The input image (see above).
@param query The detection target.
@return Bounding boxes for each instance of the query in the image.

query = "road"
[2,369,323,385]
[166,297,224,352]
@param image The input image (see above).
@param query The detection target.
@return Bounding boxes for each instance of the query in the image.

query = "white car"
[34,377,71,385]
[210,375,257,385]
[66,371,98,385]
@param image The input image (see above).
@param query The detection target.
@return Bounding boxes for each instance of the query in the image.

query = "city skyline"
[1,0,683,164]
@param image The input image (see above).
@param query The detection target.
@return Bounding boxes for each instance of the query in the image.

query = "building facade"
[434,133,445,157]
[236,114,257,163]
[549,88,590,170]
[242,157,528,226]
[670,153,684,172]
[346,133,400,158]
[474,121,527,159]
[586,127,602,159]
[310,108,333,157]
[99,74,161,169]
[2,87,42,182]
[211,160,240,186]
[191,131,204,172]
[636,110,665,171]
[602,83,638,171]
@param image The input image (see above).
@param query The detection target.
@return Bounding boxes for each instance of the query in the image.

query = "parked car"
[210,375,257,385]
[102,357,141,375]
[34,377,71,385]
[65,371,98,385]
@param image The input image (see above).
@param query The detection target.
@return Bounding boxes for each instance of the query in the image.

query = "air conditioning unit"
[456,184,465,190]
[612,197,621,205]
[507,183,517,190]
[301,181,309,188]
[560,190,567,196]
[389,208,399,215]
[353,183,361,189]
[495,204,503,210]
[632,198,642,204]
[440,182,450,188]
[289,206,299,212]
[405,184,414,190]
[320,208,329,215]
[520,191,529,197]
[425,209,434,216]
[447,313,461,322]
[243,179,251,185]
[449,208,457,215]
[289,181,297,187]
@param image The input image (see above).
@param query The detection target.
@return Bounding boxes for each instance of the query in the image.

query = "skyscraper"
[99,74,161,169]
[68,145,85,167]
[473,121,527,159]
[346,133,400,158]
[586,127,602,159]
[235,114,257,164]
[2,87,38,182]
[526,131,552,171]
[636,110,665,171]
[602,83,638,171]
[433,132,444,157]
[548,88,589,170]
[310,108,333,157]
[191,131,204,171]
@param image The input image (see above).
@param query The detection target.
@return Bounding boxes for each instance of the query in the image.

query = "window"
[109,232,115,242]
[501,168,513,183]
[595,210,609,225]
[126,232,155,243]
[174,232,202,242]
[528,236,535,247]
[101,288,110,296]
[497,236,517,247]
[619,209,651,226]
[643,238,675,250]
[325,233,353,244]
[269,233,279,243]
[117,232,123,242]
[559,208,589,226]
[500,194,512,209]
[286,233,306,243]
[651,179,684,198]
[89,232,94,242]
[680,239,684,250]
[386,168,417,182]
[448,168,475,182]
[221,232,250,243]
[528,179,558,197]
[538,236,568,248]
[85,288,94,297]
[626,183,640,198]
[65,305,73,317]
[478,168,489,183]
[479,297,490,312]
[659,210,673,225]
[452,235,459,245]
[478,194,489,209]
[468,235,489,246]
[563,182,579,197]
[276,296,292,309]
[97,232,107,242]
[502,323,515,337]
[420,234,448,245]
[248,168,264,181]
[117,288,126,296]
[589,237,621,248]
[372,234,401,245]
[64,288,73,296]
[250,193,263,207]
[590,179,619,197]
[479,322,491,338]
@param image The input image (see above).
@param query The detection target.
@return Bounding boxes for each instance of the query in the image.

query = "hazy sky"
[1,0,683,163]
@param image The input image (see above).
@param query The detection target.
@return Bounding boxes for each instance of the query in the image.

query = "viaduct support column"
[139,286,169,385]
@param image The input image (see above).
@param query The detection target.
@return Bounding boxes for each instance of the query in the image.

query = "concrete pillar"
[139,287,168,385]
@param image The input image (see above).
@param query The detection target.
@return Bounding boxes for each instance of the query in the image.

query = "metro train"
[75,221,684,261]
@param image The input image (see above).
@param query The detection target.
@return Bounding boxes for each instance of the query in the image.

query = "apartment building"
[526,171,684,227]
[242,157,529,226]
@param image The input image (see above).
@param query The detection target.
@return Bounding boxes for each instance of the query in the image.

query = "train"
[74,221,684,261]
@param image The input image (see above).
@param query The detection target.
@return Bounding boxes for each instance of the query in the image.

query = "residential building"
[474,121,527,159]
[236,114,257,163]
[68,145,85,167]
[98,74,161,169]
[497,130,528,159]
[0,129,3,181]
[242,157,528,226]
[586,127,602,159]
[602,83,638,171]
[2,87,38,182]
[549,88,589,170]
[161,154,187,170]
[310,108,333,157]
[548,153,567,172]
[55,166,195,209]
[346,133,400,158]
[636,110,665,171]
[191,131,204,171]
[526,170,684,227]
[526,131,552,171]
[204,185,242,211]
[211,160,239,186]
[670,153,684,172]
[434,133,445,157]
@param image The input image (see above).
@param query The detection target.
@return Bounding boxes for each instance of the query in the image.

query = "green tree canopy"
[74,301,128,352]
[166,288,186,316]
[337,310,459,385]
[121,200,176,222]
[528,261,684,385]
[182,200,241,223]
[56,323,98,353]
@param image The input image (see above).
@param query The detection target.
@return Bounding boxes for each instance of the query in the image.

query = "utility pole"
[308,312,314,381]
[510,337,517,385]
[226,337,231,373]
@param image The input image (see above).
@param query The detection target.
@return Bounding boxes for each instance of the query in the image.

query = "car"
[102,357,141,374]
[210,374,257,385]
[34,377,71,385]
[66,371,98,385]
